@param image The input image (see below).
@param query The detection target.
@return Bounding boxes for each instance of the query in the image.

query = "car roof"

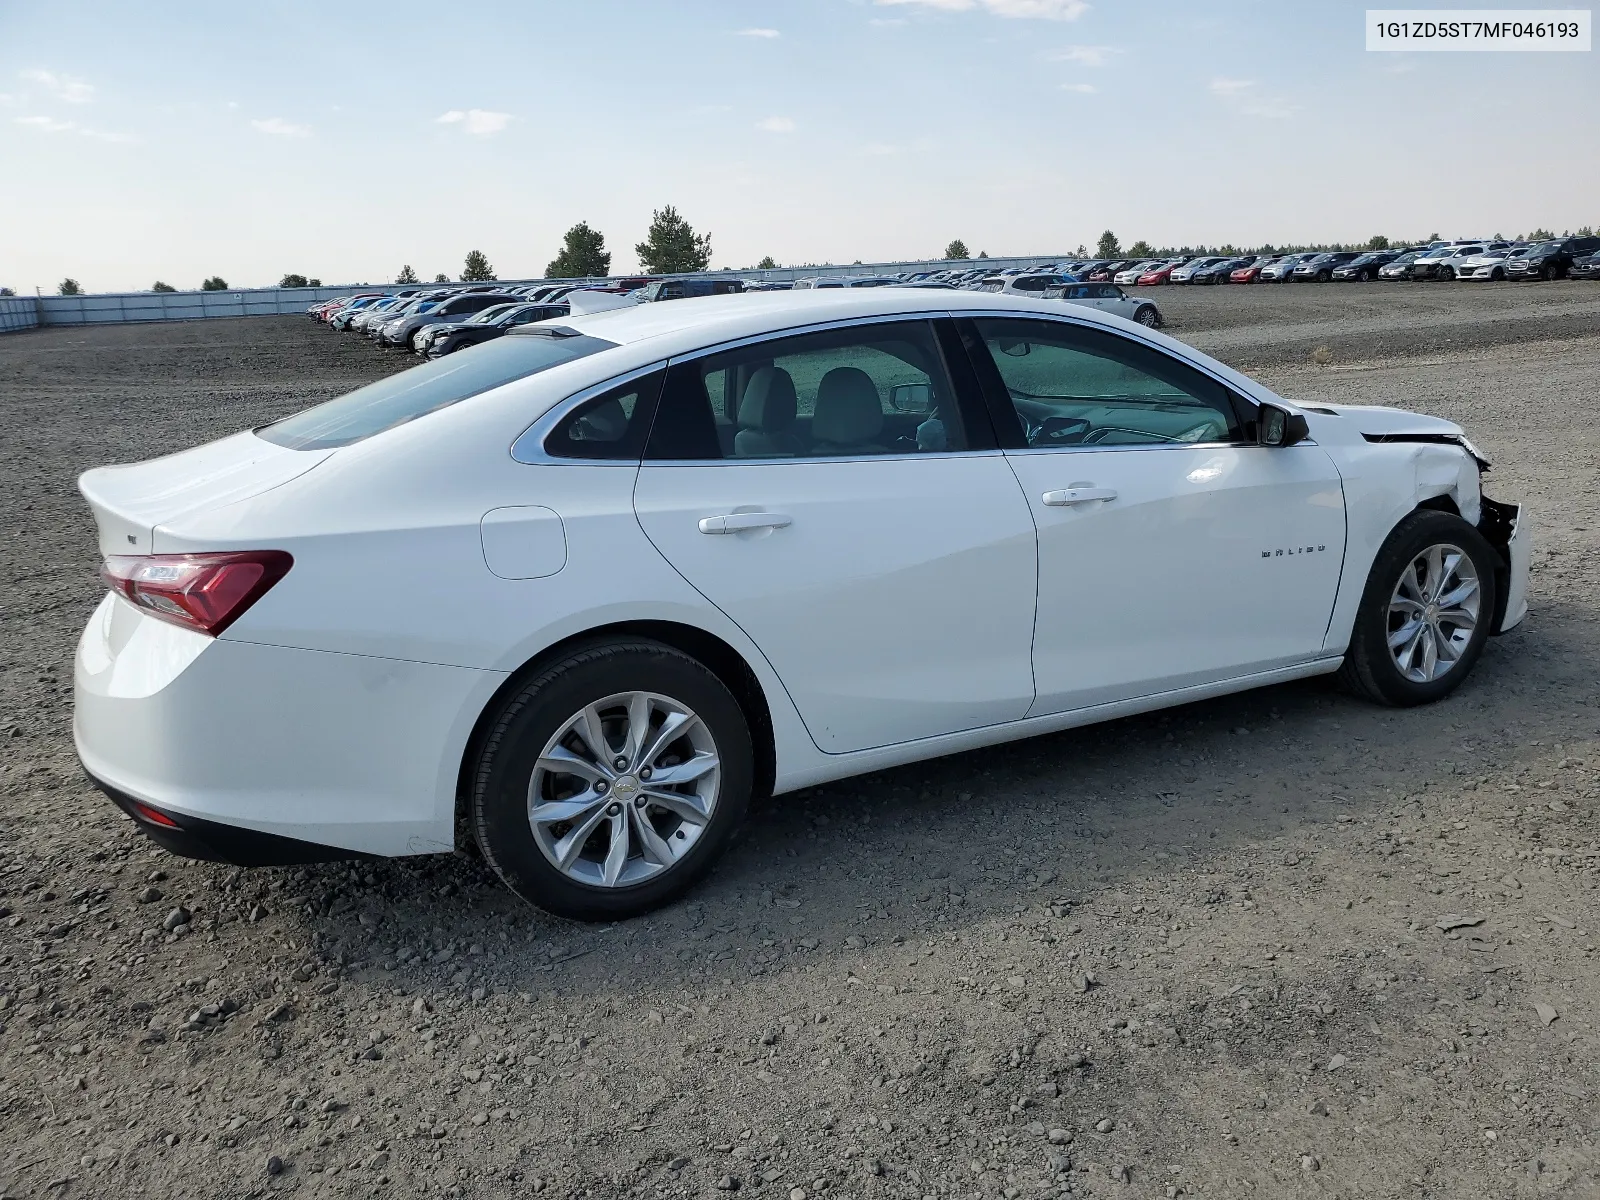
[538,288,1131,358]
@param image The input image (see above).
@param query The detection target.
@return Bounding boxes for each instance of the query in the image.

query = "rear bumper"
[74,593,498,859]
[88,772,364,865]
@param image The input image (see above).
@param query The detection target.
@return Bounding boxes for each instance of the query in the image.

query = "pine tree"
[1126,240,1154,258]
[1366,235,1389,250]
[756,256,778,269]
[977,250,988,259]
[461,250,496,282]
[152,281,176,292]
[0,286,16,297]
[943,239,969,260]
[546,222,612,278]
[59,278,82,295]
[1096,230,1121,257]
[635,206,712,274]
[396,265,419,284]
[201,276,228,291]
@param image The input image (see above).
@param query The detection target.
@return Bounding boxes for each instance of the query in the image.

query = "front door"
[633,318,1039,753]
[962,314,1347,715]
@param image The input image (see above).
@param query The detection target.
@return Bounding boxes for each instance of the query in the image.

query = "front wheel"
[470,639,754,920]
[1134,305,1161,328]
[1337,510,1500,706]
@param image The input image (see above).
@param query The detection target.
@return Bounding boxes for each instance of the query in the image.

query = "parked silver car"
[1044,280,1163,328]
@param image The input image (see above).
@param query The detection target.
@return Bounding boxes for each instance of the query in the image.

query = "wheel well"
[452,622,777,853]
[1415,494,1459,517]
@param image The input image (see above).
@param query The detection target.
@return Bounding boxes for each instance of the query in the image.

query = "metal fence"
[0,254,1072,334]
[0,296,41,333]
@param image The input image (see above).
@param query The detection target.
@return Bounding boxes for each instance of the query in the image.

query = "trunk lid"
[79,431,332,557]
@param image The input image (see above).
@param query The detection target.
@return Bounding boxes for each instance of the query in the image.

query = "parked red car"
[1228,256,1280,284]
[1136,261,1180,286]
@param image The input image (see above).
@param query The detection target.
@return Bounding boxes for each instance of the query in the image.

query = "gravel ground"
[2,290,1598,1200]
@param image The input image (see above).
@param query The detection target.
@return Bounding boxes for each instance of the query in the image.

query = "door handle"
[1041,487,1117,507]
[697,512,793,535]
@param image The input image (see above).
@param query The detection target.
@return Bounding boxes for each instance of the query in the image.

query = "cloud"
[1048,44,1115,66]
[435,109,512,136]
[756,116,796,133]
[1060,82,1097,93]
[1208,77,1254,97]
[15,114,138,143]
[1209,77,1297,118]
[875,0,1089,18]
[735,27,780,37]
[15,114,75,133]
[21,69,94,103]
[79,126,140,144]
[251,117,311,137]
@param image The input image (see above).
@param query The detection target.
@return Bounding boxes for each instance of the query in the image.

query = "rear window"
[258,330,617,450]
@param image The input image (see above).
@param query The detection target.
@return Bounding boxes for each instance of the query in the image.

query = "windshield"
[258,330,618,450]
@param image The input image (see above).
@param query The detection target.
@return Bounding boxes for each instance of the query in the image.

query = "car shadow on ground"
[252,599,1585,1006]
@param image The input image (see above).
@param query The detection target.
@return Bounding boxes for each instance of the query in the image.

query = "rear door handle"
[1041,487,1117,507]
[697,512,793,535]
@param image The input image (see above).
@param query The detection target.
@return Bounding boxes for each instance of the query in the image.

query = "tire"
[1134,305,1161,328]
[1358,269,1373,282]
[1438,267,1454,281]
[470,639,754,920]
[1491,268,1505,281]
[1316,270,1332,283]
[1337,510,1500,707]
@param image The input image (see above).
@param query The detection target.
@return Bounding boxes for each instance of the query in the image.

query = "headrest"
[811,367,883,444]
[738,367,798,432]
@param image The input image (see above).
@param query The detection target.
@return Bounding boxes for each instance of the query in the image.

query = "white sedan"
[1044,281,1162,328]
[75,290,1530,919]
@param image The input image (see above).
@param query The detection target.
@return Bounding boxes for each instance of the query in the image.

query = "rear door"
[632,317,1039,753]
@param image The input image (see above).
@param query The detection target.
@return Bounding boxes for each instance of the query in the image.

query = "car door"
[957,314,1346,715]
[632,317,1039,754]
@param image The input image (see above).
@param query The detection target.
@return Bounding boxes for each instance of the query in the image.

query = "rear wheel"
[470,639,754,920]
[1438,266,1455,281]
[1316,270,1332,283]
[1491,267,1505,281]
[1337,510,1499,706]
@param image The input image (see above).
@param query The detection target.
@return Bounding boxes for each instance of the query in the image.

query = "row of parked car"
[308,232,1600,356]
[309,268,1170,356]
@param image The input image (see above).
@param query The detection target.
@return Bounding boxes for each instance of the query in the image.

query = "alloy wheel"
[1386,543,1481,683]
[527,691,721,888]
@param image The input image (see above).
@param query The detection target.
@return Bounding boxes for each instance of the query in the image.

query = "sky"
[1,0,1596,293]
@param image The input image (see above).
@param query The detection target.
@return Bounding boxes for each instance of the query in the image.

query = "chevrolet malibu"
[74,290,1531,920]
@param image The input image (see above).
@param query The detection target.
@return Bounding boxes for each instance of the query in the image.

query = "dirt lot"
[1,285,1598,1200]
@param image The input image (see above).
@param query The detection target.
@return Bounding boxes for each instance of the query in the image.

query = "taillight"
[100,551,293,637]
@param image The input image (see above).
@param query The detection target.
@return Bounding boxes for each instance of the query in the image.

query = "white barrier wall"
[0,254,1073,333]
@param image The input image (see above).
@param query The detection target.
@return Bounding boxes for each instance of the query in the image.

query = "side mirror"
[1257,402,1310,448]
[889,383,934,414]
